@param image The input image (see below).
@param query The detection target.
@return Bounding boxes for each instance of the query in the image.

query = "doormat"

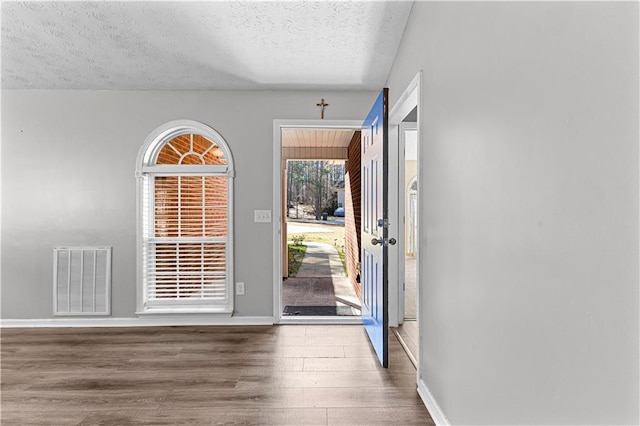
[283,305,358,316]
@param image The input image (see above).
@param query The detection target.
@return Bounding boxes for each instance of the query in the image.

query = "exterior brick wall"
[157,134,226,165]
[155,134,228,239]
[154,176,228,238]
[344,132,362,299]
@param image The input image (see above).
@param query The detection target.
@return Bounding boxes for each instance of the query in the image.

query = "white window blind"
[142,175,230,308]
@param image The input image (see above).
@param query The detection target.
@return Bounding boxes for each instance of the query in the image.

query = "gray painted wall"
[1,90,376,319]
[386,2,639,425]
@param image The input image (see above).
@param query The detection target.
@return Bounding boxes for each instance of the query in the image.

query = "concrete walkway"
[295,242,345,278]
[283,242,360,314]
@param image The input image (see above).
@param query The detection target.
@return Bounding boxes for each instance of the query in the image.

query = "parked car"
[333,207,345,217]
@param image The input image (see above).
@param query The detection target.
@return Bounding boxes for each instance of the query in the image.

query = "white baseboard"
[417,378,450,426]
[0,316,275,328]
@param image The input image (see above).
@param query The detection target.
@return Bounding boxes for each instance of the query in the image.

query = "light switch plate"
[254,210,272,223]
[236,282,245,295]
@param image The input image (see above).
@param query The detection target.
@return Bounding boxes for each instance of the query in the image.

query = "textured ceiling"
[1,1,413,91]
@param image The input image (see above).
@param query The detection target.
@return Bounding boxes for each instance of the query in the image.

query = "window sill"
[136,308,232,317]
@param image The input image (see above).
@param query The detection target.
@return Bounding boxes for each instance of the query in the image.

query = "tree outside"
[287,160,344,220]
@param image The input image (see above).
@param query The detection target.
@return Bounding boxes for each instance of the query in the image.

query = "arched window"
[136,120,234,315]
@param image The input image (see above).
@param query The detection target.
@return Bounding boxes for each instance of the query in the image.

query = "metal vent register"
[53,246,111,316]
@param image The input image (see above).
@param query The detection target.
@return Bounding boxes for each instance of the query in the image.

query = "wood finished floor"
[392,321,419,368]
[1,325,434,425]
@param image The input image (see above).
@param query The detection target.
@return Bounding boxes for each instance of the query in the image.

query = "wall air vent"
[53,246,111,316]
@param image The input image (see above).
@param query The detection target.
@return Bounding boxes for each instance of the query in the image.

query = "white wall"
[1,90,375,319]
[387,2,639,425]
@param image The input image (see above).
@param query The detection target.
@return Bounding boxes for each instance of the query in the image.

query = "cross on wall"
[316,99,329,119]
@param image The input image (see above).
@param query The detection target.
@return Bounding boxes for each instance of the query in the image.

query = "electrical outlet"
[254,210,272,223]
[236,282,245,295]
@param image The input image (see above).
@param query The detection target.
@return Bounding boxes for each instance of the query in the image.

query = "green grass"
[291,224,344,248]
[337,248,348,276]
[287,223,347,276]
[287,243,307,277]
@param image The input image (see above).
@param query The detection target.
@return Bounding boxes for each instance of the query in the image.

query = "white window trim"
[135,120,235,316]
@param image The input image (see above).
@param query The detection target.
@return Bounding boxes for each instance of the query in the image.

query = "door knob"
[371,237,397,246]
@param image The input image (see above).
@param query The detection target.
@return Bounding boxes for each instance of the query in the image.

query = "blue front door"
[361,89,389,367]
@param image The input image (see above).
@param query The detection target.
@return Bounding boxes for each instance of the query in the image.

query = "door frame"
[388,73,422,327]
[272,119,362,324]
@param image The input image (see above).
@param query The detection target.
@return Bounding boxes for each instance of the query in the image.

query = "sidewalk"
[283,242,360,315]
[295,242,345,278]
[288,216,345,226]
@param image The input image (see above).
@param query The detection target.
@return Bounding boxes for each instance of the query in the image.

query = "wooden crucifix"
[316,98,329,119]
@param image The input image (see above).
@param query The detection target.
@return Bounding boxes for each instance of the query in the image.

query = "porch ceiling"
[281,128,356,149]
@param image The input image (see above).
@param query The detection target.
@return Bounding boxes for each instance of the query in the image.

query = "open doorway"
[274,124,363,321]
[402,120,418,322]
[396,119,419,361]
[283,159,360,316]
